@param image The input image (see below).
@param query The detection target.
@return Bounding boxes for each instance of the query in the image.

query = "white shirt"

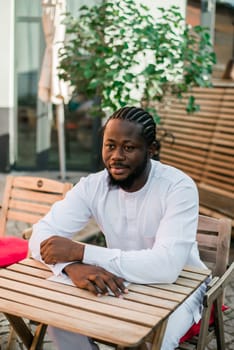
[30,160,206,284]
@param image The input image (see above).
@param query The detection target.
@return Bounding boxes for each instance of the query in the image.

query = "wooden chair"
[0,175,73,350]
[178,215,232,350]
[0,175,73,237]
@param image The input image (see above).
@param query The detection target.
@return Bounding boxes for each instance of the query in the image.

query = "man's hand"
[64,262,128,298]
[40,236,84,264]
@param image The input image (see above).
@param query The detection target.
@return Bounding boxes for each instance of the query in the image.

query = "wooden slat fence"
[158,84,234,232]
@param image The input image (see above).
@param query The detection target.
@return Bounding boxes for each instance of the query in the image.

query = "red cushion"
[179,304,229,343]
[0,236,28,267]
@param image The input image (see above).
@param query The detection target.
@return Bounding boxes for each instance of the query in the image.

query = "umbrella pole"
[56,104,66,180]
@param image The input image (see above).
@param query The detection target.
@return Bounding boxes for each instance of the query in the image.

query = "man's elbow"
[162,274,178,284]
[154,265,181,284]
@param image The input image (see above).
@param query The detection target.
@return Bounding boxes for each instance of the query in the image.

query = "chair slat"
[7,210,44,224]
[9,199,52,216]
[13,176,69,193]
[199,249,217,264]
[196,233,218,248]
[11,188,65,204]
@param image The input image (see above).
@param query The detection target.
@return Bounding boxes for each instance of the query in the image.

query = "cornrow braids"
[105,106,157,146]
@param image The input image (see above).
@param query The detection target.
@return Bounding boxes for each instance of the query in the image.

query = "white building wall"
[0,0,15,170]
[141,0,186,18]
[0,0,14,108]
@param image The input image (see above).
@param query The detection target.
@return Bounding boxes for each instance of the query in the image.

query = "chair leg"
[30,323,48,350]
[6,327,17,350]
[213,296,225,350]
[4,314,34,349]
[4,314,47,350]
[196,306,212,350]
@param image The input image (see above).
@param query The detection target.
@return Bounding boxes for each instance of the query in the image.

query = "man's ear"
[148,140,160,158]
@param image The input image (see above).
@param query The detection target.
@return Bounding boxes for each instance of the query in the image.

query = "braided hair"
[105,106,157,146]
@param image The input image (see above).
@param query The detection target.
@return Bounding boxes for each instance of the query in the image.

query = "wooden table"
[0,259,211,350]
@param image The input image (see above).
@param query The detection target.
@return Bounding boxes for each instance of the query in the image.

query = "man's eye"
[106,144,115,150]
[124,145,134,151]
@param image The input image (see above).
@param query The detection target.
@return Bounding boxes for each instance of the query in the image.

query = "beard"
[107,153,148,190]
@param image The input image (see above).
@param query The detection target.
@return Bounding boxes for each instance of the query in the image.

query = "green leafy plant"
[59,1,216,122]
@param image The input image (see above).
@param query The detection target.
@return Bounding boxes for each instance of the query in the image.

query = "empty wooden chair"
[178,215,232,350]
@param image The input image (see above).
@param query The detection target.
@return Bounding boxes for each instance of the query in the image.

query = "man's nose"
[111,147,125,159]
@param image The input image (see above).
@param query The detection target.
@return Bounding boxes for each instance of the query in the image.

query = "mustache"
[110,163,129,168]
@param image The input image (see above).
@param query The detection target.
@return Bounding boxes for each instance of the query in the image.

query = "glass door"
[15,0,44,169]
[14,0,104,172]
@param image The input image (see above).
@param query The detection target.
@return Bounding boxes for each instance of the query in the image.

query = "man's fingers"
[91,271,127,297]
[114,277,128,294]
[86,273,124,297]
[40,251,54,264]
[40,236,54,249]
[40,238,53,259]
[81,279,102,296]
[89,275,109,295]
[102,276,124,297]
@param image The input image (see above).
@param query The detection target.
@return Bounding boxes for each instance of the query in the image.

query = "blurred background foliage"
[59,0,216,123]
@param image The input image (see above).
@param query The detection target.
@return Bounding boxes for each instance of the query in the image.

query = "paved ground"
[0,171,233,350]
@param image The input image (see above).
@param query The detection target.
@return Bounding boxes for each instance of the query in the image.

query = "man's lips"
[110,164,129,169]
[109,164,129,175]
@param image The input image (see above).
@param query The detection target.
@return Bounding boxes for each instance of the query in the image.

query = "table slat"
[0,298,150,347]
[0,280,160,327]
[129,285,185,302]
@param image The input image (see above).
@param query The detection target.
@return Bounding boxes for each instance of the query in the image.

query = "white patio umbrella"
[38,0,69,180]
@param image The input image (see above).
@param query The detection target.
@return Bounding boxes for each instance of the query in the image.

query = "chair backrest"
[197,215,232,277]
[0,175,73,236]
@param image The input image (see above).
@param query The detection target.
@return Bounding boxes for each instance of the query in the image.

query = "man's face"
[102,119,152,191]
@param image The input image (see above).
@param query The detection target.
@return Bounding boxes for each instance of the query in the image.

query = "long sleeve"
[29,177,94,275]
